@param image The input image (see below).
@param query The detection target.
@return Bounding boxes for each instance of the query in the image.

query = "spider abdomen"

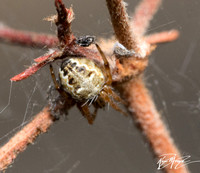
[59,58,105,100]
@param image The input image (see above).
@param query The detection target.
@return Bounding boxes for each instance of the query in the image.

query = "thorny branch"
[0,0,189,172]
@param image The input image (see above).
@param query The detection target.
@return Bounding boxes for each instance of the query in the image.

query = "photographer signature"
[157,153,200,170]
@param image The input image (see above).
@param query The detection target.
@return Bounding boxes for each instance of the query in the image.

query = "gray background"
[0,0,200,172]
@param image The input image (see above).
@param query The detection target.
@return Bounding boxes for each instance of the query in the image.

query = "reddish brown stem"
[55,0,74,45]
[34,51,58,63]
[0,107,54,171]
[0,24,58,48]
[10,50,62,81]
[145,30,180,44]
[131,0,162,36]
[107,0,189,172]
[106,0,138,51]
[123,78,189,173]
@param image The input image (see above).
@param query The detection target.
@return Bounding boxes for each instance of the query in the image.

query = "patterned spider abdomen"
[59,58,105,100]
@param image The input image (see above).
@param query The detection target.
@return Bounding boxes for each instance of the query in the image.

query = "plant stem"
[106,0,189,172]
[106,0,138,51]
[0,107,54,171]
[123,78,189,173]
[0,24,58,48]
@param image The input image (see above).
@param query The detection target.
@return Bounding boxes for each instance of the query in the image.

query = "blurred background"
[0,0,200,172]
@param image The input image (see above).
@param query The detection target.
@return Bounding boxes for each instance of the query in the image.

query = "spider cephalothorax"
[50,42,127,124]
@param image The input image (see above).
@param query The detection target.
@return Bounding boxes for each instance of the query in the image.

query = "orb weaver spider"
[49,36,127,124]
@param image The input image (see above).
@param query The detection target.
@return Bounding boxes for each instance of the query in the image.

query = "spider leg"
[49,64,75,115]
[103,85,126,105]
[49,64,73,102]
[77,103,97,124]
[95,43,112,85]
[93,95,106,109]
[49,64,60,90]
[100,90,128,116]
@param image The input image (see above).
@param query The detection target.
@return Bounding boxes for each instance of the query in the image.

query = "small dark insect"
[50,41,127,124]
[75,35,96,47]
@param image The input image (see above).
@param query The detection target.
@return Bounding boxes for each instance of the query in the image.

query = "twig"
[0,106,54,171]
[98,29,179,55]
[131,0,162,36]
[0,24,58,48]
[55,0,74,45]
[10,50,62,81]
[106,0,139,51]
[106,0,189,172]
[122,78,189,173]
[145,30,180,44]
